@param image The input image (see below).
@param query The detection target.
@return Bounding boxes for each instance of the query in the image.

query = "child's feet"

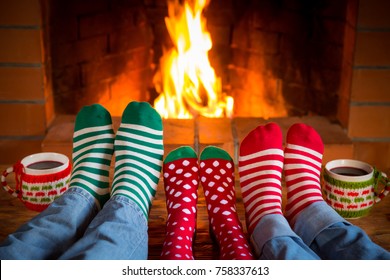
[200,146,253,260]
[284,123,324,225]
[111,101,164,218]
[161,146,199,260]
[69,104,115,209]
[238,123,284,235]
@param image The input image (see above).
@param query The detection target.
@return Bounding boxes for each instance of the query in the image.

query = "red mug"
[1,152,71,212]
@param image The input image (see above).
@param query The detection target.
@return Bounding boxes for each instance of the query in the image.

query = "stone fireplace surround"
[0,0,389,176]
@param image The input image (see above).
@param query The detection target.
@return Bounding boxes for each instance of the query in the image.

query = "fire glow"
[153,0,233,119]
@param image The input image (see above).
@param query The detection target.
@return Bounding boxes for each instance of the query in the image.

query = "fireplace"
[0,0,389,175]
[47,0,351,120]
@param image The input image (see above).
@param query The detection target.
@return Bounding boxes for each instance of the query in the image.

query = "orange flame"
[153,0,233,119]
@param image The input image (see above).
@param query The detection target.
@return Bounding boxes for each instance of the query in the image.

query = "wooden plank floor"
[1,164,389,259]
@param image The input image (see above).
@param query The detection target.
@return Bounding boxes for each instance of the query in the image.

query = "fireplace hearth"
[42,114,353,168]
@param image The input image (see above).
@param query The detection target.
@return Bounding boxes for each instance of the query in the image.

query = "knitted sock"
[111,101,164,218]
[238,123,284,236]
[70,104,115,209]
[284,123,324,225]
[161,146,199,260]
[200,146,253,260]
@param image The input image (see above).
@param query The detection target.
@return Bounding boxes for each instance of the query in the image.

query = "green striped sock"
[70,104,115,209]
[111,101,164,218]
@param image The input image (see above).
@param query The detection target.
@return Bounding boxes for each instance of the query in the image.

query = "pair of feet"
[239,122,324,235]
[160,122,325,260]
[161,146,254,260]
[69,101,164,219]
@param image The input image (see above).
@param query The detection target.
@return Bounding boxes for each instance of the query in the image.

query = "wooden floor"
[1,163,389,259]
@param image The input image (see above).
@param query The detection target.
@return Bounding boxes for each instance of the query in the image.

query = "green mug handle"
[373,169,390,203]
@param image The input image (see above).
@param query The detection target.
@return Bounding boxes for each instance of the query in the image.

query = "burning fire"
[153,0,233,119]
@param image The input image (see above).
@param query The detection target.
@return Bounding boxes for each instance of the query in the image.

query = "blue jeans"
[0,188,148,260]
[251,201,390,260]
[1,189,389,260]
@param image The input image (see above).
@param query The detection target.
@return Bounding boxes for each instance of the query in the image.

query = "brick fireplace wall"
[0,0,54,164]
[227,0,351,118]
[49,0,153,115]
[0,0,389,176]
[348,0,390,174]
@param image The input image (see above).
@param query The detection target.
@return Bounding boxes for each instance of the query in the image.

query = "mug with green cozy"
[323,159,389,219]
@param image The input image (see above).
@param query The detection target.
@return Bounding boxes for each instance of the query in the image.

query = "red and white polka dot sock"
[161,146,199,260]
[200,146,253,260]
[284,123,324,225]
[238,123,284,236]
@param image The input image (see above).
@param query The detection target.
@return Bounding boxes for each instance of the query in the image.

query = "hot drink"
[330,166,369,177]
[324,159,389,219]
[27,160,64,170]
[2,152,71,211]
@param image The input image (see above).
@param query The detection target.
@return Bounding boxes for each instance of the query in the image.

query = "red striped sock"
[238,123,284,236]
[284,123,324,225]
[200,146,253,260]
[161,147,199,260]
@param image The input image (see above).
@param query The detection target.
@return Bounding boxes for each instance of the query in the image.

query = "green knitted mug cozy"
[322,169,380,218]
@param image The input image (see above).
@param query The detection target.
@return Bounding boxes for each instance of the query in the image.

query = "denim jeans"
[0,188,148,260]
[251,201,390,260]
[1,189,389,260]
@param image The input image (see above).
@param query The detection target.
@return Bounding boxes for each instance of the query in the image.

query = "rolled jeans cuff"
[250,214,299,256]
[292,201,350,246]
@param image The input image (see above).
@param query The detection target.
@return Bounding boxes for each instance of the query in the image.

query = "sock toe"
[200,146,232,161]
[74,104,112,131]
[165,146,197,164]
[286,123,324,154]
[121,101,162,131]
[240,122,283,157]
